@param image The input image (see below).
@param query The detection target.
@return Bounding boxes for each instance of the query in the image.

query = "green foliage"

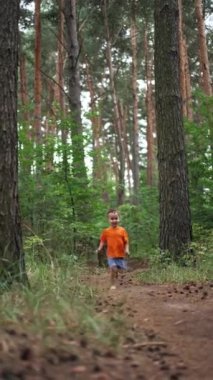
[191,224,213,263]
[137,224,213,283]
[19,108,160,260]
[17,2,212,264]
[185,92,213,228]
[18,106,100,256]
[138,260,212,284]
[0,259,126,347]
[20,169,97,257]
[119,186,159,256]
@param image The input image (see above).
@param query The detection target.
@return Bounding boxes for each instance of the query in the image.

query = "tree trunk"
[85,57,102,183]
[178,0,187,118]
[183,36,193,121]
[19,51,33,175]
[154,0,192,258]
[45,78,55,172]
[144,27,156,187]
[195,0,212,96]
[195,0,213,166]
[118,101,132,194]
[55,0,65,112]
[178,0,193,121]
[19,52,30,123]
[0,0,28,286]
[34,0,42,142]
[56,0,70,181]
[64,0,89,221]
[64,0,82,125]
[130,1,140,203]
[102,0,125,205]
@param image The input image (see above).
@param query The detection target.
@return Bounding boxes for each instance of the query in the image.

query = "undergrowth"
[0,256,125,348]
[137,259,213,284]
[137,226,213,284]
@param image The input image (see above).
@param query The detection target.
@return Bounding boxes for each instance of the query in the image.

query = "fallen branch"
[123,341,167,349]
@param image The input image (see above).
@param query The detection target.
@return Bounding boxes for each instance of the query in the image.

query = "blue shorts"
[107,258,127,270]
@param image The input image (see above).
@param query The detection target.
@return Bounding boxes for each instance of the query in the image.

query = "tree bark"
[130,0,140,203]
[154,0,192,257]
[183,36,193,121]
[195,0,212,96]
[144,27,156,187]
[102,0,125,205]
[195,0,213,166]
[34,0,42,142]
[178,0,193,121]
[118,101,132,194]
[85,57,102,183]
[56,0,70,180]
[19,52,30,123]
[178,0,187,118]
[64,0,89,221]
[44,78,55,172]
[0,0,28,286]
[55,0,65,112]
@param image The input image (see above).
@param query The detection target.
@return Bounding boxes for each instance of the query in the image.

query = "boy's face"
[108,212,119,227]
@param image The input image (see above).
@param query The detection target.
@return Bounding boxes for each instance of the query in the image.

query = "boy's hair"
[107,208,118,215]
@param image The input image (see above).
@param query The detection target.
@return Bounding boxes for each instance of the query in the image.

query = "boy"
[96,209,129,290]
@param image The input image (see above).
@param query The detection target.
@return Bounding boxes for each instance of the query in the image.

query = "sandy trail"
[0,264,212,380]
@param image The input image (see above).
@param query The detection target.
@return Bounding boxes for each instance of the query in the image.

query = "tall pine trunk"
[130,0,140,203]
[178,0,193,121]
[0,0,28,286]
[56,0,69,180]
[195,0,212,96]
[85,57,102,184]
[195,0,213,167]
[19,51,33,175]
[154,0,192,258]
[55,0,65,112]
[19,52,30,123]
[64,0,89,221]
[34,0,42,143]
[118,101,132,194]
[102,0,125,205]
[44,79,55,172]
[144,27,156,187]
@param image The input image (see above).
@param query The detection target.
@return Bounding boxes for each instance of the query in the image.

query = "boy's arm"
[124,242,130,256]
[123,228,130,256]
[96,240,105,253]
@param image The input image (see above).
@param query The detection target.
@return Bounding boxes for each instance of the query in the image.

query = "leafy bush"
[185,92,213,228]
[119,186,159,256]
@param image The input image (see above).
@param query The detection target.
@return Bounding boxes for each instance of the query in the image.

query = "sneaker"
[110,285,116,290]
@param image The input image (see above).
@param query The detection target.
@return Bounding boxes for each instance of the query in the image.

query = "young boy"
[96,209,129,290]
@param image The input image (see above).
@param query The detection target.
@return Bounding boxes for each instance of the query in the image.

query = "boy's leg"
[110,265,118,286]
[117,258,127,271]
[117,259,127,283]
[107,258,118,289]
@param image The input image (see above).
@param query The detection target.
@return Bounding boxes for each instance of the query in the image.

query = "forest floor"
[0,259,212,380]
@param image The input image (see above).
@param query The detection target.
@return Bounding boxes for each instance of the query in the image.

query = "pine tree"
[154,0,192,257]
[0,0,28,286]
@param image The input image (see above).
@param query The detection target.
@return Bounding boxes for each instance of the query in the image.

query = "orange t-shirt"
[100,226,128,258]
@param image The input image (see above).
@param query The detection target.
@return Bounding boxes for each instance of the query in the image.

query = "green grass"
[0,256,125,348]
[137,253,213,284]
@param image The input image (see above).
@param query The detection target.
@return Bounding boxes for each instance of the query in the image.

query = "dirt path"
[89,267,213,380]
[0,265,212,380]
